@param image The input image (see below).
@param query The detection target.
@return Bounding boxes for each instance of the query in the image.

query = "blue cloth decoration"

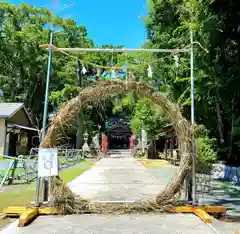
[224,166,231,180]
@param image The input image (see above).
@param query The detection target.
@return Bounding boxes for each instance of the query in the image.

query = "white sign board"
[38,148,58,177]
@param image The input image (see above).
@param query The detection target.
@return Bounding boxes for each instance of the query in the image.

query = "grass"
[0,160,94,229]
[0,169,24,175]
[0,182,36,229]
[0,158,7,162]
[59,160,94,183]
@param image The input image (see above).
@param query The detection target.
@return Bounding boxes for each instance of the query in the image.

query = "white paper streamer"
[81,65,87,74]
[174,55,179,68]
[147,64,153,78]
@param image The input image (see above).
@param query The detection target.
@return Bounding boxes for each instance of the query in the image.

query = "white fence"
[0,149,85,187]
[30,148,84,169]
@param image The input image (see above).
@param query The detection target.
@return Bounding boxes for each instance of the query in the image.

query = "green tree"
[130,98,169,138]
[145,0,240,165]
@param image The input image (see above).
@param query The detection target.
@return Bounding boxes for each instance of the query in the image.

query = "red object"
[101,134,108,153]
[130,135,135,152]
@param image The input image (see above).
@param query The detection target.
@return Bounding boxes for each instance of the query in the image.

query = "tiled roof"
[0,103,24,118]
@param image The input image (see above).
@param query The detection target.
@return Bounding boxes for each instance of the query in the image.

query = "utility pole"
[41,31,53,142]
[76,57,84,150]
[76,57,82,87]
[36,30,53,204]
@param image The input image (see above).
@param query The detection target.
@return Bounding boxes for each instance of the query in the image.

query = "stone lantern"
[82,131,90,157]
[83,131,88,142]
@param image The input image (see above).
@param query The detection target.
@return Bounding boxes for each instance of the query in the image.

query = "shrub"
[194,125,218,168]
[196,137,217,168]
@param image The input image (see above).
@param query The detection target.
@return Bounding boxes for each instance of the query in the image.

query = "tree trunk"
[229,95,236,157]
[153,137,157,159]
[216,97,224,144]
[76,112,84,149]
[147,137,157,159]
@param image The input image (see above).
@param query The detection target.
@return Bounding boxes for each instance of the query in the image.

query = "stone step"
[108,149,132,158]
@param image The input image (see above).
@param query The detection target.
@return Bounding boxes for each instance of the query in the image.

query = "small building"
[104,117,132,150]
[0,103,39,156]
[156,124,178,159]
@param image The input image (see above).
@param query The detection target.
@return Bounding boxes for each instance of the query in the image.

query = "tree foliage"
[2,1,240,165]
[130,98,169,138]
[146,0,240,165]
[0,3,93,122]
[195,125,218,167]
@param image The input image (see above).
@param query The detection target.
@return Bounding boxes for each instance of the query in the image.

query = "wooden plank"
[3,206,29,217]
[193,208,212,223]
[200,206,226,215]
[18,208,38,227]
[175,206,193,213]
[38,207,58,215]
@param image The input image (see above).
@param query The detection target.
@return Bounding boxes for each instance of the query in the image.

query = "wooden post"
[3,120,7,155]
[170,136,174,159]
[165,139,168,159]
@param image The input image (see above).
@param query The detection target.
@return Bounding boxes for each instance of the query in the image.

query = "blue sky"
[6,0,148,47]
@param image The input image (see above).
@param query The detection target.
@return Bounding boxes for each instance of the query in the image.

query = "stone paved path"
[68,150,166,201]
[1,214,235,234]
[1,150,239,234]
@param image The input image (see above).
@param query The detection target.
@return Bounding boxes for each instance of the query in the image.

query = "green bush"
[194,125,218,168]
[196,137,217,167]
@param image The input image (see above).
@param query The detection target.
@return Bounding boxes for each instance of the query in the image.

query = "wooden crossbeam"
[3,205,228,227]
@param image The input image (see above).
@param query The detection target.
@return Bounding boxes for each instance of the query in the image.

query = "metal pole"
[41,30,53,142]
[110,52,114,79]
[36,31,53,204]
[190,29,197,205]
[46,47,190,53]
[125,55,128,79]
[76,58,82,87]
